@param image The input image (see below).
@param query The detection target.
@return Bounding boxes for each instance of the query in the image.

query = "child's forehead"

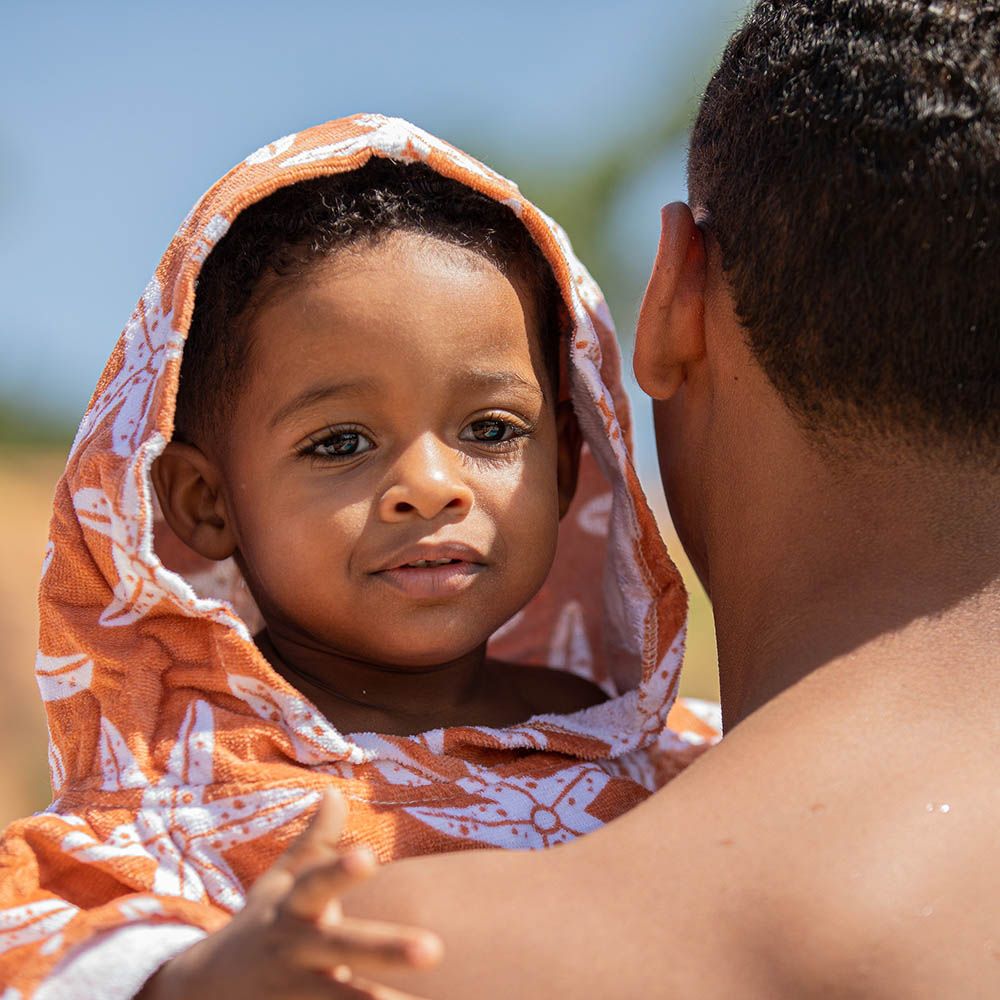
[244,231,549,392]
[252,231,543,344]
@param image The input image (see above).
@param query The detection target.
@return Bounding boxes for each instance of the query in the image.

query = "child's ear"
[555,400,583,519]
[151,441,237,561]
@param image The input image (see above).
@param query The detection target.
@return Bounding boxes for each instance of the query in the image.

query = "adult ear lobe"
[633,202,707,401]
[555,400,583,519]
[150,441,237,561]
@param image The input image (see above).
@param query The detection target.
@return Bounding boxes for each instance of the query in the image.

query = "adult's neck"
[708,441,1000,731]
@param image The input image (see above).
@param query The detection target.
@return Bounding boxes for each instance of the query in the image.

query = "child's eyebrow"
[459,370,544,401]
[269,378,379,428]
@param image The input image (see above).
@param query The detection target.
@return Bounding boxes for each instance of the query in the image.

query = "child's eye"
[460,418,528,446]
[303,428,374,460]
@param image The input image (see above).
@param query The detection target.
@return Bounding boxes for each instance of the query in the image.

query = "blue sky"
[1,0,749,430]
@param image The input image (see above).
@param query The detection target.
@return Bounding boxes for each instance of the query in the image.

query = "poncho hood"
[1,116,711,994]
[46,114,689,775]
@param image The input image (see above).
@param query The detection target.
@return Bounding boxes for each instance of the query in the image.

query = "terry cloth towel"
[0,115,718,997]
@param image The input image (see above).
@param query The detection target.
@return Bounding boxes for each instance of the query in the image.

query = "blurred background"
[0,0,749,825]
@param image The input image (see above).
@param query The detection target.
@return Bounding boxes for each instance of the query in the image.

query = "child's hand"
[138,790,442,1000]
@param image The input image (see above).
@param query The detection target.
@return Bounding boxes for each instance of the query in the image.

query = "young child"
[0,115,715,997]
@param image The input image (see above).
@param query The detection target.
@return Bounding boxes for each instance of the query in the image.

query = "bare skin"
[152,232,599,738]
[145,212,998,997]
[323,205,1000,998]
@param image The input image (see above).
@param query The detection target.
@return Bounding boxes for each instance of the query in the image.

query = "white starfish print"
[34,652,94,703]
[70,279,181,460]
[228,673,374,766]
[244,132,297,165]
[279,114,507,186]
[41,540,55,579]
[190,214,231,268]
[72,437,173,628]
[47,741,67,796]
[73,436,249,636]
[97,716,149,791]
[547,600,595,678]
[405,765,611,850]
[0,900,79,958]
[59,700,319,913]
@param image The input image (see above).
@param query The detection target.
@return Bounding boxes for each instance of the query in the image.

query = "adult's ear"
[633,202,707,401]
[555,399,583,519]
[150,441,237,561]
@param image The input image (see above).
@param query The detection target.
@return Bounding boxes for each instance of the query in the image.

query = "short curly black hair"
[689,0,999,460]
[174,158,565,444]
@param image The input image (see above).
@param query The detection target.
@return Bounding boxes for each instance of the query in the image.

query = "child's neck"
[256,628,510,736]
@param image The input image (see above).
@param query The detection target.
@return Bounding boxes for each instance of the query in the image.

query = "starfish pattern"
[228,673,374,766]
[0,900,79,958]
[72,440,174,628]
[41,540,55,580]
[34,652,94,703]
[280,114,507,186]
[405,764,612,850]
[548,600,595,678]
[69,279,181,461]
[244,132,297,165]
[58,700,319,913]
[47,741,67,797]
[73,437,249,636]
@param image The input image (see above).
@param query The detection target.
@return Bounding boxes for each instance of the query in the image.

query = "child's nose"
[378,437,474,522]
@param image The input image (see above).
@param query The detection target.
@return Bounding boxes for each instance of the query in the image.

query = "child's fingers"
[295,918,443,974]
[265,788,348,885]
[280,848,376,921]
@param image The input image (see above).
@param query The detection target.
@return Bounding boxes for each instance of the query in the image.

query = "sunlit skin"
[143,209,1000,1000]
[153,231,602,736]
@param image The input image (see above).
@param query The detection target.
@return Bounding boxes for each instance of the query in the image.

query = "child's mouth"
[377,560,483,598]
[373,545,487,599]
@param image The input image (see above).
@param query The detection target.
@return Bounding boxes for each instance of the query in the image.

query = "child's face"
[214,231,570,668]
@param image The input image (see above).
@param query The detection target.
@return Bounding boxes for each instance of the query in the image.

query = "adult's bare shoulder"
[344,657,999,998]
[697,667,1000,999]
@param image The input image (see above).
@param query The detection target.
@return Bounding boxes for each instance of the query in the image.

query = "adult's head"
[635,0,999,592]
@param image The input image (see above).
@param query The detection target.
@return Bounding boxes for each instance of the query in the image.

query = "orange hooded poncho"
[0,115,718,997]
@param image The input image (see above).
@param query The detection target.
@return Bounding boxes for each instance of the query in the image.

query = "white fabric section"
[34,922,207,1000]
[678,697,724,735]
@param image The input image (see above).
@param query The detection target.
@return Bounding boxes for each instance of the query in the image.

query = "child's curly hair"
[175,158,565,444]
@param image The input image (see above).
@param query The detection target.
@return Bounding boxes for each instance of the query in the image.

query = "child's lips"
[371,542,488,598]
[375,560,485,599]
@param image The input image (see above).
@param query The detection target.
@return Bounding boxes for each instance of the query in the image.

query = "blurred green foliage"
[469,83,708,343]
[0,398,73,447]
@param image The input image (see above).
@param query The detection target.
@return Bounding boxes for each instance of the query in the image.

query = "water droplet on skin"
[939,803,951,813]
[920,904,934,917]
[925,802,952,814]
